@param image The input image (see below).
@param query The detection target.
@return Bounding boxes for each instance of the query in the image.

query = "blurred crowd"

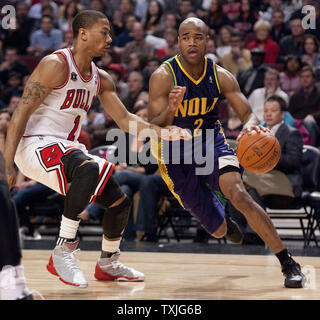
[1,0,320,244]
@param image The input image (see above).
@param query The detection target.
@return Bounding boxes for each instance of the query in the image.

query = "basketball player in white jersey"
[3,10,191,288]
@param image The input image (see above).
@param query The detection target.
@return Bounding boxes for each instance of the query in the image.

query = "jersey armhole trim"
[96,68,102,95]
[213,62,221,94]
[163,61,177,86]
[53,51,69,90]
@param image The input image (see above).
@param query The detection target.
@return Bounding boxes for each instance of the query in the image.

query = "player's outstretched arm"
[4,54,67,187]
[217,66,269,139]
[97,69,191,141]
[148,64,186,127]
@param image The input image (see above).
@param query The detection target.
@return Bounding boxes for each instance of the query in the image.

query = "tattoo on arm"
[22,81,47,105]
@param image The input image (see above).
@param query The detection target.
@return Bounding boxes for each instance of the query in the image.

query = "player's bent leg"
[47,151,100,288]
[219,170,284,253]
[219,171,306,288]
[93,177,145,282]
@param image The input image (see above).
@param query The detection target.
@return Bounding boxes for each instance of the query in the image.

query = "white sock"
[101,236,121,254]
[59,215,80,240]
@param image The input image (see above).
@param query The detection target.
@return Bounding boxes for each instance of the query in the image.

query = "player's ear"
[79,28,88,41]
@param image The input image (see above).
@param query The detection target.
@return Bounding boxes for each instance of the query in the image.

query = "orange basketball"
[236,130,281,174]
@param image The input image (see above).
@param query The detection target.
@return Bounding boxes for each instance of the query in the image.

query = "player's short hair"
[265,95,287,112]
[72,10,107,38]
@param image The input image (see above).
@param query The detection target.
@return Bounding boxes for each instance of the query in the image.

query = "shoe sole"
[46,256,88,288]
[284,276,307,288]
[94,264,145,282]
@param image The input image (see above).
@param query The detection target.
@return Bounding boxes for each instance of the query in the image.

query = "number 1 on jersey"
[67,115,80,141]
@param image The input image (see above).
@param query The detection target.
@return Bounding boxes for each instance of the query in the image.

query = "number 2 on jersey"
[67,115,80,141]
[194,118,203,136]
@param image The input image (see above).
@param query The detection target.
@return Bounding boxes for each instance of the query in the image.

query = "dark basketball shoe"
[225,207,244,244]
[281,258,306,288]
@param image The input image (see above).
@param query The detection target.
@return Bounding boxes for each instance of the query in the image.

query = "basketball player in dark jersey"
[148,17,305,288]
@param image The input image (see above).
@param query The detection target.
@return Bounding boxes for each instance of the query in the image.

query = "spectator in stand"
[58,1,81,33]
[134,174,173,242]
[237,48,269,97]
[177,0,195,24]
[121,22,155,67]
[89,0,106,14]
[59,30,74,49]
[280,55,302,96]
[233,0,258,36]
[127,53,148,74]
[97,47,118,70]
[57,0,84,19]
[28,0,59,20]
[119,0,136,22]
[216,25,233,58]
[301,34,320,71]
[107,64,129,102]
[205,38,219,62]
[2,72,23,105]
[0,47,29,86]
[278,13,305,63]
[248,68,290,122]
[247,20,280,64]
[221,103,243,141]
[112,14,137,53]
[270,9,290,44]
[222,0,241,22]
[27,15,63,57]
[219,30,252,77]
[142,57,161,91]
[110,9,125,38]
[260,0,291,23]
[289,66,320,146]
[143,0,163,36]
[154,12,178,39]
[7,95,21,112]
[16,2,35,47]
[156,28,179,59]
[122,71,145,112]
[0,109,12,153]
[203,0,230,35]
[3,16,31,55]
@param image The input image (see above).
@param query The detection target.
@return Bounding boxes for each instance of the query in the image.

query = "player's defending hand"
[6,165,16,189]
[169,86,186,112]
[237,124,271,141]
[161,125,192,141]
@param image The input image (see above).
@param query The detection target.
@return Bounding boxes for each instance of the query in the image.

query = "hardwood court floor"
[22,250,319,300]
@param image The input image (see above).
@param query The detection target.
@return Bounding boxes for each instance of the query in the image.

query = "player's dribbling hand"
[168,86,186,112]
[162,125,192,141]
[237,124,271,141]
[6,165,16,189]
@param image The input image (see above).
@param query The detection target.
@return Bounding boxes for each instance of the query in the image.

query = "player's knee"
[212,220,227,238]
[73,161,99,185]
[225,183,247,205]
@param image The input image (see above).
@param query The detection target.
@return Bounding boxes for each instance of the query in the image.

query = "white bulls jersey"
[24,48,101,141]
